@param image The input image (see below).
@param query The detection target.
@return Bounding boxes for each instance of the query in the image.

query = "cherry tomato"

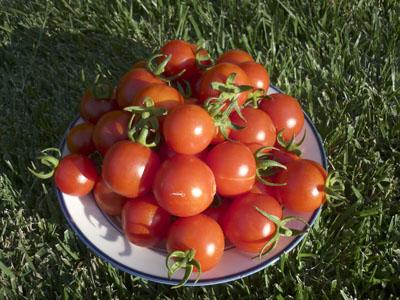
[230,107,276,149]
[260,93,304,141]
[133,83,184,110]
[275,159,326,212]
[271,146,300,166]
[211,127,231,144]
[203,198,230,228]
[160,40,196,77]
[198,63,250,106]
[55,154,98,196]
[116,68,164,108]
[93,178,127,216]
[158,144,209,162]
[206,141,256,197]
[80,89,118,124]
[251,180,278,200]
[239,62,270,90]
[223,193,282,253]
[102,140,160,198]
[163,104,215,155]
[132,60,147,69]
[122,194,171,247]
[216,49,254,65]
[167,214,224,271]
[92,110,131,155]
[153,155,216,217]
[67,123,95,155]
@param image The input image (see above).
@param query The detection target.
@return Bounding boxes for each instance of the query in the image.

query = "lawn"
[0,0,399,299]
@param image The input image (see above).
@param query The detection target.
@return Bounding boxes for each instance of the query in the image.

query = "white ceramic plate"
[56,86,327,286]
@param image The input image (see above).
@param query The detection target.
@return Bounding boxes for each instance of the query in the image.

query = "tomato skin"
[133,83,184,110]
[216,49,254,65]
[167,214,224,272]
[163,104,215,155]
[153,155,216,217]
[271,147,300,166]
[203,199,230,228]
[198,63,251,106]
[92,110,131,155]
[211,127,231,144]
[102,140,160,198]
[93,178,127,216]
[55,154,98,196]
[239,62,270,90]
[223,193,282,253]
[80,89,118,124]
[276,159,326,212]
[251,181,278,200]
[230,108,276,149]
[160,40,196,77]
[260,94,304,141]
[67,123,95,155]
[122,195,171,247]
[116,68,164,108]
[206,141,256,197]
[131,60,147,69]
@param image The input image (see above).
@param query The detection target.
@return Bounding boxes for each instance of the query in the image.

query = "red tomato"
[153,155,216,217]
[102,140,160,198]
[80,89,118,124]
[167,214,224,271]
[276,159,326,212]
[271,146,300,166]
[211,127,231,144]
[198,63,250,106]
[230,107,276,149]
[131,60,147,69]
[239,62,270,90]
[163,104,215,155]
[158,144,209,162]
[92,110,131,155]
[122,195,171,247]
[133,83,184,110]
[206,141,256,197]
[224,193,282,253]
[203,199,230,228]
[116,68,164,108]
[216,49,254,65]
[160,40,196,77]
[55,154,98,196]
[260,94,304,141]
[251,180,278,200]
[67,123,95,155]
[93,178,127,216]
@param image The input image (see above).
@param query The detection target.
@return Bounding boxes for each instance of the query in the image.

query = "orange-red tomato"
[216,49,254,65]
[93,178,127,216]
[163,104,215,155]
[80,89,118,124]
[92,110,131,155]
[67,123,95,155]
[160,40,196,77]
[271,146,300,166]
[131,60,147,69]
[250,180,278,200]
[203,199,230,228]
[102,140,160,198]
[206,141,256,197]
[167,214,224,272]
[122,195,171,247]
[153,155,216,217]
[211,127,231,144]
[239,62,270,90]
[223,193,282,253]
[133,83,184,110]
[260,93,304,141]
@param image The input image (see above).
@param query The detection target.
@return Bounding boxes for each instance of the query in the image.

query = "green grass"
[0,0,399,298]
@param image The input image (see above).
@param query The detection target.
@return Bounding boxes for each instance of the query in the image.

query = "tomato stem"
[166,249,202,288]
[255,146,287,186]
[28,148,61,179]
[276,130,306,156]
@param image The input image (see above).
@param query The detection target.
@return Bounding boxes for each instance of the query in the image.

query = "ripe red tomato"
[271,146,300,166]
[211,127,231,144]
[55,154,98,196]
[260,93,304,141]
[239,62,270,90]
[153,155,216,217]
[133,83,184,110]
[163,104,215,155]
[229,107,276,149]
[93,178,127,216]
[251,180,278,200]
[66,123,95,155]
[160,40,196,77]
[92,110,131,155]
[216,49,254,65]
[203,198,230,228]
[198,63,250,106]
[80,89,118,124]
[131,60,147,69]
[122,194,171,247]
[206,141,256,197]
[116,68,164,108]
[223,193,282,253]
[167,214,224,271]
[102,140,160,198]
[275,159,326,212]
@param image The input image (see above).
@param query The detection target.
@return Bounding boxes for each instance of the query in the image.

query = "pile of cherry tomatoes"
[31,40,332,288]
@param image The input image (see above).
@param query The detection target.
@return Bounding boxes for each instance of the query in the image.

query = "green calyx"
[147,54,186,81]
[28,148,61,179]
[253,206,309,259]
[245,89,268,108]
[176,80,192,99]
[124,97,166,148]
[91,74,114,100]
[166,249,202,289]
[276,130,306,156]
[255,146,287,186]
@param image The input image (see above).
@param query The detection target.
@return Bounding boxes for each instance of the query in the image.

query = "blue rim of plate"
[55,86,328,286]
